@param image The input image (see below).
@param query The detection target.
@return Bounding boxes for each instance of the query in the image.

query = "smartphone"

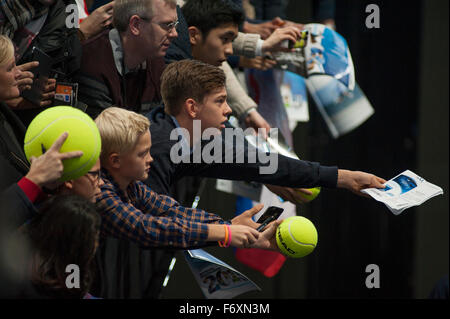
[256,206,284,232]
[21,46,53,105]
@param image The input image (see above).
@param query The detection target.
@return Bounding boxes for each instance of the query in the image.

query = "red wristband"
[224,225,231,248]
[17,177,44,203]
[218,224,230,247]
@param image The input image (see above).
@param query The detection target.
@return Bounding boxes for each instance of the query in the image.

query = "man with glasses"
[75,0,178,118]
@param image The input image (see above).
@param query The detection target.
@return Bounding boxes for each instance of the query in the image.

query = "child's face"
[196,87,232,132]
[119,130,153,182]
[191,23,238,66]
[69,159,103,202]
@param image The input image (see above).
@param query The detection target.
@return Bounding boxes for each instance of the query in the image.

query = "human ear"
[188,26,202,46]
[109,152,121,169]
[62,180,74,190]
[184,98,199,119]
[129,15,142,36]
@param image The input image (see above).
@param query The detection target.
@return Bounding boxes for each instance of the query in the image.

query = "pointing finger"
[17,61,39,71]
[59,150,84,160]
[48,132,69,152]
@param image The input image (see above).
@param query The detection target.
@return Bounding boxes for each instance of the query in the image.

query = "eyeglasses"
[156,20,179,32]
[86,170,102,185]
[139,16,179,32]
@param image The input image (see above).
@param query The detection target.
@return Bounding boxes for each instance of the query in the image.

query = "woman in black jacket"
[0,34,97,298]
[0,34,29,191]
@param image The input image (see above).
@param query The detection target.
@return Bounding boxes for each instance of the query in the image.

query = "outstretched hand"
[229,224,260,248]
[266,184,314,204]
[244,110,271,138]
[239,56,277,71]
[231,203,264,229]
[250,219,282,251]
[262,26,302,53]
[337,169,387,196]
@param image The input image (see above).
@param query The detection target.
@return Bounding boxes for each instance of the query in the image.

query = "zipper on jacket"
[10,151,30,172]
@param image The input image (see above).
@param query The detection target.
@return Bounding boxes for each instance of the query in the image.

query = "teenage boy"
[94,106,278,248]
[140,58,386,300]
[167,0,301,132]
[92,106,280,298]
[146,59,387,200]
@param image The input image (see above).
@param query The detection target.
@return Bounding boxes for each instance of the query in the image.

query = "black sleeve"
[174,129,338,189]
[146,140,177,195]
[0,183,37,231]
[0,184,40,299]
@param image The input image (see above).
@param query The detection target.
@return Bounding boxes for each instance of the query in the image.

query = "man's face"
[140,0,178,58]
[69,159,103,202]
[119,130,153,181]
[195,87,232,132]
[191,23,238,66]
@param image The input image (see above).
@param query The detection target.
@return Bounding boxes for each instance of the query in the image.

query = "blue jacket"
[145,106,338,197]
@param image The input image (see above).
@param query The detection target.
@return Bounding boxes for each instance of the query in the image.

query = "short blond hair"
[0,35,15,68]
[94,107,150,163]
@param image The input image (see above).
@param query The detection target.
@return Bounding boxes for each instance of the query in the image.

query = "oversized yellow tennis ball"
[276,216,318,258]
[24,106,101,181]
[297,187,321,202]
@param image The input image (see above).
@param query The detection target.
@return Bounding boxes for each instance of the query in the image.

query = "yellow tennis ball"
[297,187,321,202]
[293,39,305,48]
[24,106,101,181]
[276,216,318,258]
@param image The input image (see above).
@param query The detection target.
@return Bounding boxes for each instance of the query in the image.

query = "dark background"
[163,0,448,299]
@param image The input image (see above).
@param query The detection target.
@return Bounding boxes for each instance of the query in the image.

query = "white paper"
[252,186,297,223]
[215,179,262,202]
[306,76,374,138]
[280,71,310,127]
[184,249,261,299]
[361,170,444,215]
[273,24,374,138]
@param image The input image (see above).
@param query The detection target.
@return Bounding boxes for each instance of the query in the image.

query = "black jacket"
[145,106,338,197]
[18,0,82,79]
[14,0,83,127]
[0,102,29,192]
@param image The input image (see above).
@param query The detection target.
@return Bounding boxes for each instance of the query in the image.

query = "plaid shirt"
[96,170,227,249]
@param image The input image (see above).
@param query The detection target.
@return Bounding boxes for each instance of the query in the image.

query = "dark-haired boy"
[147,59,386,199]
[167,0,301,131]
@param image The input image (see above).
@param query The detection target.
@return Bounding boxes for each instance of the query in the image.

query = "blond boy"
[94,107,278,249]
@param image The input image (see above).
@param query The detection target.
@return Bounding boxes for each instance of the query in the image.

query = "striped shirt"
[96,170,228,249]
